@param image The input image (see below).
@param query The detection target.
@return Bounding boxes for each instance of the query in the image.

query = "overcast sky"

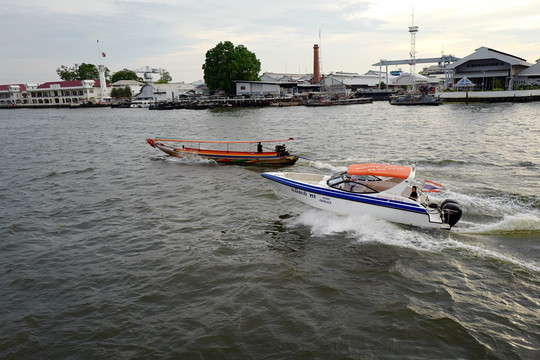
[2,0,540,84]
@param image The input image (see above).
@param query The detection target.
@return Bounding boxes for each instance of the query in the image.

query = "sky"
[2,0,540,85]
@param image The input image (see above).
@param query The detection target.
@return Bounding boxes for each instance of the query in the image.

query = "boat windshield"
[327,172,381,194]
[327,172,404,194]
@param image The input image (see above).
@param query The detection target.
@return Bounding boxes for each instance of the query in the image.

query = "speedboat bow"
[262,163,462,229]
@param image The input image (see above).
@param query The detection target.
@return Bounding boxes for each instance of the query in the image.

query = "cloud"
[1,0,540,84]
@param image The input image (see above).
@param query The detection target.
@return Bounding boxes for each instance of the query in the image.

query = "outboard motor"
[275,145,290,157]
[441,199,462,228]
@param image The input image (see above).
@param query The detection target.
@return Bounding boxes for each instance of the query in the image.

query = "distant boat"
[304,97,373,106]
[389,93,442,106]
[355,89,398,101]
[131,100,151,108]
[146,137,299,166]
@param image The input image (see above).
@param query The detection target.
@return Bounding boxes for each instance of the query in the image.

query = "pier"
[149,96,301,110]
[438,89,540,103]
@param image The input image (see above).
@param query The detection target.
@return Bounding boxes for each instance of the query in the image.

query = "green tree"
[110,86,133,99]
[122,86,132,98]
[155,69,172,84]
[202,41,261,94]
[77,63,99,80]
[56,63,110,82]
[111,69,143,83]
[56,65,77,81]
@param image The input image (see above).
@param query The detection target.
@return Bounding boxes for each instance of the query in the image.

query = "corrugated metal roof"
[517,61,540,76]
[448,46,532,69]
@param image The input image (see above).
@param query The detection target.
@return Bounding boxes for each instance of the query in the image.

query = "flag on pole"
[102,52,106,57]
[422,179,443,192]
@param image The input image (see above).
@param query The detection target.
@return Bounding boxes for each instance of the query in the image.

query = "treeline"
[56,40,261,96]
[55,64,171,84]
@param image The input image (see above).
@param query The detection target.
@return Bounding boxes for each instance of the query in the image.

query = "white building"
[318,72,382,95]
[0,84,27,106]
[515,59,540,88]
[26,80,110,105]
[447,46,532,90]
[132,82,197,103]
[235,80,281,97]
[110,80,145,96]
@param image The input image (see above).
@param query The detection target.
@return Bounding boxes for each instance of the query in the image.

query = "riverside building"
[0,80,110,107]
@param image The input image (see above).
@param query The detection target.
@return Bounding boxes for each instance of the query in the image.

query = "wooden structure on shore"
[438,89,540,103]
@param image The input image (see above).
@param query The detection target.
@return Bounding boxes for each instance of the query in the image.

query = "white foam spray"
[166,156,217,166]
[306,160,347,173]
[287,208,539,273]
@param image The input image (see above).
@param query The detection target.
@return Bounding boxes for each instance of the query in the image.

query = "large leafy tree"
[56,63,110,82]
[202,41,261,94]
[111,69,143,83]
[154,69,172,84]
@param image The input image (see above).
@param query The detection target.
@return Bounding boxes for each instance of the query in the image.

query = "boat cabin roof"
[152,137,293,144]
[347,163,412,179]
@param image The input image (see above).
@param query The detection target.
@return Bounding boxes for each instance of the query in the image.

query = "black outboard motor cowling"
[275,145,290,157]
[441,199,462,228]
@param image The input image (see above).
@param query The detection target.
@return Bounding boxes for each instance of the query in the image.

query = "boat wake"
[458,213,540,235]
[287,208,539,273]
[166,155,217,166]
[305,160,347,173]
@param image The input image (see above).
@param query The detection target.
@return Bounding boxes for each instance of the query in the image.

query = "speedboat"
[262,163,462,229]
[147,137,298,165]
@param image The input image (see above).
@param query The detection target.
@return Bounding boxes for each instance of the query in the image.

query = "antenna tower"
[408,9,418,74]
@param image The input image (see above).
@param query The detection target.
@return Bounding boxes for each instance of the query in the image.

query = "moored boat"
[305,97,373,106]
[262,163,462,229]
[389,93,442,105]
[147,137,299,165]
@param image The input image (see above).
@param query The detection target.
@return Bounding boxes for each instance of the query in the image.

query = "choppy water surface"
[0,103,539,359]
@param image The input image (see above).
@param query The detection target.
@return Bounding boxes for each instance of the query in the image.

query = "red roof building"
[26,79,110,105]
[0,84,27,106]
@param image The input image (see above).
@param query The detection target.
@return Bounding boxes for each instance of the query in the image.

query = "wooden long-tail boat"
[146,137,298,165]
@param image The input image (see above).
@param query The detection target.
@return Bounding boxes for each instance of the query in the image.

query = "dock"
[438,89,540,103]
[148,96,294,110]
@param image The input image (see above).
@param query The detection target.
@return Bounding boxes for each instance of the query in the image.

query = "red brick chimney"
[313,44,320,83]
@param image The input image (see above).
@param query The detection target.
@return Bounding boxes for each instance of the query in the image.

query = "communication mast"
[96,40,109,100]
[408,9,419,74]
[133,66,163,84]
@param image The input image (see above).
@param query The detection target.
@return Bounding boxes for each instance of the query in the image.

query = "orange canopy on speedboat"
[347,163,412,179]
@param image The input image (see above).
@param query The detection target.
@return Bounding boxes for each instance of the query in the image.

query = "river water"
[0,102,538,359]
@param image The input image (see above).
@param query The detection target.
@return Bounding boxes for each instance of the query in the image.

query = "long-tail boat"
[146,137,298,165]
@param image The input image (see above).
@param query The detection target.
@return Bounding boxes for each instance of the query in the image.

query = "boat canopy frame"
[151,137,294,153]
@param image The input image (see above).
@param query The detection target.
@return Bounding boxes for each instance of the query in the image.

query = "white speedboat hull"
[262,172,450,229]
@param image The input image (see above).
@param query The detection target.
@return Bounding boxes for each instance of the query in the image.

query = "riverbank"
[438,89,540,103]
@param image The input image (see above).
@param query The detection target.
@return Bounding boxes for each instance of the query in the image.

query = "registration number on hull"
[290,187,332,205]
